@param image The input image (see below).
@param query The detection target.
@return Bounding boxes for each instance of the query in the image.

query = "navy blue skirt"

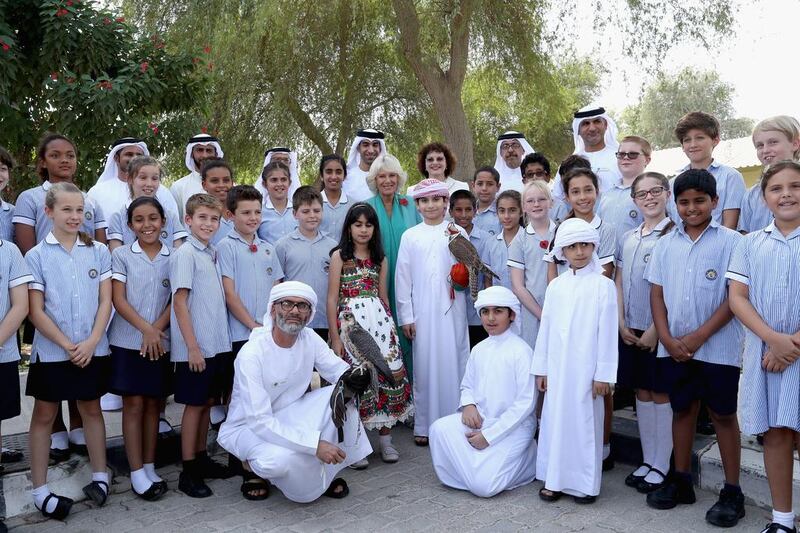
[109,345,173,398]
[26,356,110,402]
[0,360,21,420]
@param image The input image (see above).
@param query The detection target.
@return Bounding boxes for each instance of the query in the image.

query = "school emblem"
[629,209,638,219]
[266,267,273,276]
[705,269,718,280]
[160,230,168,239]
[322,260,330,274]
[85,211,93,221]
[488,230,496,236]
[88,268,98,279]
[643,253,651,263]
[161,279,169,288]
[265,248,270,256]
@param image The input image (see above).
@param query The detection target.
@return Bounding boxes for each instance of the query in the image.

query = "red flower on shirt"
[249,243,258,253]
[399,198,408,206]
[539,240,549,249]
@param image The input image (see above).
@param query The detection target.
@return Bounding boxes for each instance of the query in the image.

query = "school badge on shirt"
[85,211,93,221]
[160,230,168,239]
[705,269,718,280]
[88,268,98,279]
[629,209,638,219]
[322,259,330,274]
[643,253,651,263]
[161,279,170,288]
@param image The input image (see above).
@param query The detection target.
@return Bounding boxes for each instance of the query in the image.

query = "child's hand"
[402,323,416,341]
[188,347,206,372]
[70,340,97,368]
[767,333,800,365]
[466,431,489,450]
[636,328,659,352]
[592,381,611,399]
[763,351,789,373]
[461,404,483,429]
[678,332,703,354]
[663,336,692,362]
[330,337,345,358]
[141,326,167,361]
[619,326,639,346]
[536,375,547,392]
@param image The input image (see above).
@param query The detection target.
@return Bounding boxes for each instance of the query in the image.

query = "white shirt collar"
[589,215,602,229]
[45,231,87,246]
[264,195,292,212]
[321,190,348,206]
[525,219,557,235]
[131,240,170,256]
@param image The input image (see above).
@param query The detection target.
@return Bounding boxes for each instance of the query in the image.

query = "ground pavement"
[5,426,771,532]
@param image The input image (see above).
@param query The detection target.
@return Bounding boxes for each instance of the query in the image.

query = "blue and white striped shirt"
[26,233,112,362]
[169,235,231,361]
[13,181,107,242]
[550,196,570,225]
[217,230,283,342]
[106,204,188,248]
[320,191,350,241]
[597,180,643,246]
[0,200,14,242]
[108,241,172,351]
[617,218,673,331]
[464,226,494,326]
[210,216,234,246]
[544,215,617,275]
[257,197,297,245]
[0,240,33,363]
[474,202,502,237]
[667,161,747,225]
[738,183,772,234]
[488,228,520,290]
[645,220,743,366]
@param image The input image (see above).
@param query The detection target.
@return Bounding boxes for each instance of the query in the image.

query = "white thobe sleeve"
[531,285,555,376]
[310,333,350,384]
[458,350,477,408]
[395,234,415,326]
[594,279,619,383]
[233,353,320,454]
[481,352,537,446]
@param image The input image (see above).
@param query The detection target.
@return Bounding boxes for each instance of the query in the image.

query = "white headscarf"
[256,147,301,199]
[257,281,318,333]
[97,138,149,183]
[185,134,224,174]
[572,105,620,154]
[346,129,386,173]
[473,286,522,334]
[550,218,604,273]
[494,131,535,187]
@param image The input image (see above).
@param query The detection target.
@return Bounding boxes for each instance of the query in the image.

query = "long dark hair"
[336,202,385,264]
[127,196,166,225]
[37,133,77,182]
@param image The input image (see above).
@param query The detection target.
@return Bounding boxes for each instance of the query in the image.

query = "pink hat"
[410,178,449,199]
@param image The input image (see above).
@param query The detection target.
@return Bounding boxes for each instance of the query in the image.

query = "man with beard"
[170,134,224,219]
[217,281,372,502]
[343,129,386,202]
[494,131,535,193]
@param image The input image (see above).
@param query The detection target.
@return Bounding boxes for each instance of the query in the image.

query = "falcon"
[446,223,499,299]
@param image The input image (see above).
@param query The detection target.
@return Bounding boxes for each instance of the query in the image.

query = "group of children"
[0,108,797,533]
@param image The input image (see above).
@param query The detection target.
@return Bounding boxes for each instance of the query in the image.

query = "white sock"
[645,402,673,484]
[772,509,795,529]
[635,399,656,476]
[143,463,163,483]
[68,428,86,446]
[130,468,153,494]
[92,471,109,495]
[603,443,610,460]
[32,484,57,513]
[51,430,68,450]
[379,434,392,447]
[209,405,226,425]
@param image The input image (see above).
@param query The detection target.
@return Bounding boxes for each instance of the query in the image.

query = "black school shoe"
[705,484,745,528]
[760,523,797,533]
[197,452,234,479]
[646,473,696,510]
[178,470,212,498]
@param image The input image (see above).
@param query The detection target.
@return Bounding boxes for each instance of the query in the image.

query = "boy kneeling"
[429,286,538,498]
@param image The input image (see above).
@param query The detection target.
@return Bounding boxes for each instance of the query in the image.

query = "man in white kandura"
[170,134,224,219]
[494,131,535,193]
[217,281,372,503]
[429,286,538,498]
[343,129,386,202]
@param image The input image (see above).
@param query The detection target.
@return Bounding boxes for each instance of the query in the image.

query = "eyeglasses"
[276,300,312,313]
[523,170,548,179]
[501,142,522,152]
[632,186,667,200]
[615,151,642,160]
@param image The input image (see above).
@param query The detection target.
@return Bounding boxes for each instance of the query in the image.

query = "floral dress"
[338,257,413,429]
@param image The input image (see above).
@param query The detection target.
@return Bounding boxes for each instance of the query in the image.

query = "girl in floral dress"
[327,203,413,469]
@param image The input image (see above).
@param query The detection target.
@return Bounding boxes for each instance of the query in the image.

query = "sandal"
[323,477,349,499]
[625,463,652,487]
[538,487,562,502]
[82,480,109,507]
[133,481,166,502]
[36,493,73,520]
[241,471,270,501]
[414,436,429,447]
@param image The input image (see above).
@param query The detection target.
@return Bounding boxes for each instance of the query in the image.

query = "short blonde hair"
[185,193,224,217]
[752,115,800,160]
[365,153,408,195]
[619,135,653,157]
[522,180,552,202]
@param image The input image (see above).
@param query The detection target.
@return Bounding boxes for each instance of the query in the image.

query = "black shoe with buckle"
[760,523,797,533]
[705,484,745,528]
[646,472,696,510]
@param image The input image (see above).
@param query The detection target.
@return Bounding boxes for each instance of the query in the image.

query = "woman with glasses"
[597,136,653,244]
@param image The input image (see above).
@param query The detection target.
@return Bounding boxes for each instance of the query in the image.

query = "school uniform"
[506,220,555,349]
[274,229,336,331]
[645,220,743,414]
[169,235,232,406]
[666,161,747,225]
[217,230,283,356]
[106,204,188,247]
[320,191,349,241]
[726,222,800,434]
[738,183,772,233]
[0,241,33,420]
[596,180,643,246]
[0,200,14,242]
[13,181,107,241]
[550,196,570,225]
[616,218,672,390]
[257,197,297,245]
[474,202,502,237]
[543,216,616,277]
[25,233,113,402]
[108,242,173,397]
[488,228,521,290]
[464,227,494,347]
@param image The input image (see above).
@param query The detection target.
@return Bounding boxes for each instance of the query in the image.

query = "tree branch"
[448,0,477,86]
[391,0,444,88]
[280,90,333,154]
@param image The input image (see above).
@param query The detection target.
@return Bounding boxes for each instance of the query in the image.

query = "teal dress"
[366,193,421,377]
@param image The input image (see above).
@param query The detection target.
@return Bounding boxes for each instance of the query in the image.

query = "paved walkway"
[5,426,770,532]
